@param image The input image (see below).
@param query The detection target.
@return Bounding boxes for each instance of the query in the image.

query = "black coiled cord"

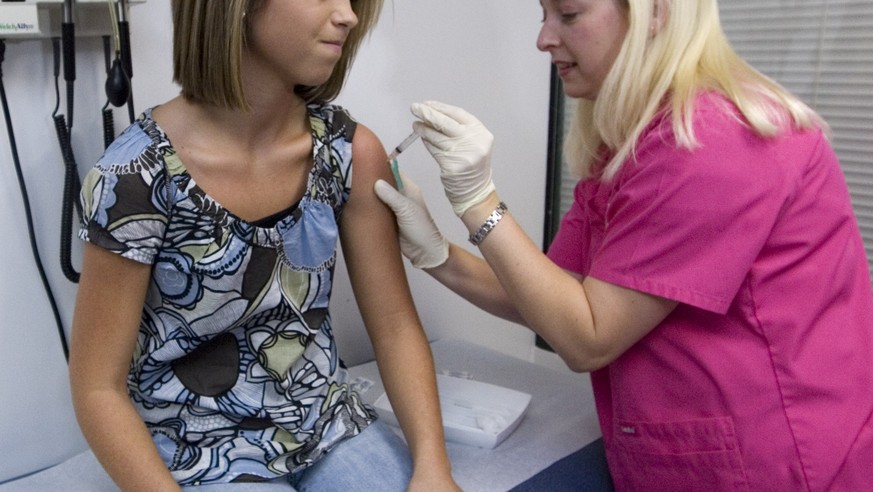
[53,114,81,283]
[101,36,117,149]
[52,38,81,284]
[102,105,115,149]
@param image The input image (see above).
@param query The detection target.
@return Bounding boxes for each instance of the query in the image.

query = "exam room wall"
[333,1,551,363]
[0,0,548,425]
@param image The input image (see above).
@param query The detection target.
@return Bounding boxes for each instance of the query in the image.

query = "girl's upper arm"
[339,124,416,327]
[69,243,153,392]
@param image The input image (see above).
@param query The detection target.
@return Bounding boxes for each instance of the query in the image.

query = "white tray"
[373,374,532,449]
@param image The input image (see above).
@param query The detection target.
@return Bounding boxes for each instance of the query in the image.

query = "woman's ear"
[649,0,669,37]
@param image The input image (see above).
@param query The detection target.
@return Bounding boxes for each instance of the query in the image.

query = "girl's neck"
[180,94,310,152]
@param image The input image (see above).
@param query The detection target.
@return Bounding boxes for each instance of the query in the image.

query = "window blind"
[720,0,873,274]
[552,0,873,275]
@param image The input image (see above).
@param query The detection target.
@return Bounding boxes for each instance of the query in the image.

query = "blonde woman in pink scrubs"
[375,0,873,490]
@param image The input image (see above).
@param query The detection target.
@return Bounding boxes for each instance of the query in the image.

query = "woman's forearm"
[458,195,676,372]
[425,243,526,325]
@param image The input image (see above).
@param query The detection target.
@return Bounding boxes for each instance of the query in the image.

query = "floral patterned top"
[78,103,376,485]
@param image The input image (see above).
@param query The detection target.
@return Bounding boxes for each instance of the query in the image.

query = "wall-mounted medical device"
[0,0,142,40]
[1,0,146,360]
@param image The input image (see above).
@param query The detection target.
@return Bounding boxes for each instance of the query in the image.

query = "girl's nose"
[334,0,359,30]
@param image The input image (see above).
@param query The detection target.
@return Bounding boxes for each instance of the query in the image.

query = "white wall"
[334,1,551,364]
[0,0,550,479]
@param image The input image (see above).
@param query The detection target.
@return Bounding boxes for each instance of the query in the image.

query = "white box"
[0,5,47,38]
[373,374,532,449]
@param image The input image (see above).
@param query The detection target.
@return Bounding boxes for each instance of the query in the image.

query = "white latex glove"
[374,173,450,269]
[411,101,496,217]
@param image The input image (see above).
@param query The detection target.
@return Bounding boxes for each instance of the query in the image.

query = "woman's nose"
[536,23,557,52]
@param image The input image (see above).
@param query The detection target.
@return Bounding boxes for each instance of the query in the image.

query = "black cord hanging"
[0,40,70,361]
[51,37,81,284]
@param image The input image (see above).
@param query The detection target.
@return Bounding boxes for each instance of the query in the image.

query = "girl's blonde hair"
[171,0,384,110]
[565,0,826,180]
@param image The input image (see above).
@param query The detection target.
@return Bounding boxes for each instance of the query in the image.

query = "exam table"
[0,339,612,491]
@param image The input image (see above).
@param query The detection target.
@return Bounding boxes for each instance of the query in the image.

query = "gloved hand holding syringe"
[375,128,448,270]
[387,131,421,191]
[374,101,496,269]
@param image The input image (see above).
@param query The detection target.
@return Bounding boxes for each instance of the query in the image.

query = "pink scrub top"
[547,92,873,491]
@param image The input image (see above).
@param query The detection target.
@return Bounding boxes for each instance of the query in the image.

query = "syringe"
[387,131,421,162]
[387,131,420,190]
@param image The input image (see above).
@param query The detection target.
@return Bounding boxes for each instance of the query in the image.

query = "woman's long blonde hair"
[565,0,826,180]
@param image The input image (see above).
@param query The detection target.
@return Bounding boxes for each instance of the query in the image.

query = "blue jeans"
[184,420,412,491]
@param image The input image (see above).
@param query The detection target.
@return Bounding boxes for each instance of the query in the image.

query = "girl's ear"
[649,0,669,38]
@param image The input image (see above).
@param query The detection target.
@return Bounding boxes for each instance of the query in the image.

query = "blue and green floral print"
[78,104,376,485]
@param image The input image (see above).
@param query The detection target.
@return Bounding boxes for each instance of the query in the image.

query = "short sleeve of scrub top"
[549,96,823,315]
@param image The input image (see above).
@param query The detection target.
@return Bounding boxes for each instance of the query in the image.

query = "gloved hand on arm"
[374,172,450,269]
[410,101,496,217]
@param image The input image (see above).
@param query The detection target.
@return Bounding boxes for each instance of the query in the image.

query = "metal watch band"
[468,202,508,246]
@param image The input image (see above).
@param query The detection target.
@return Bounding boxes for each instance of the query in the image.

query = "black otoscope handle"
[62,23,75,83]
[62,0,75,127]
[119,21,132,79]
[62,0,75,82]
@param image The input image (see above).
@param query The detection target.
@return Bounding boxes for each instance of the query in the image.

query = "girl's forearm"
[366,318,454,482]
[73,389,181,491]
